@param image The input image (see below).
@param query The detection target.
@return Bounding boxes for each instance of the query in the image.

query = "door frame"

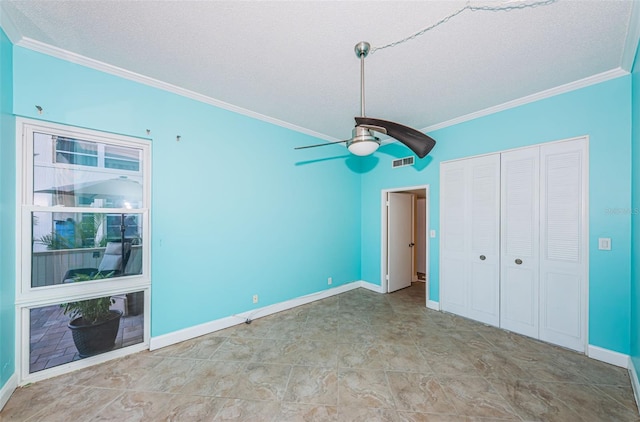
[381,184,430,304]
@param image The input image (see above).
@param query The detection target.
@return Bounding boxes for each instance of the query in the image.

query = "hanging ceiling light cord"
[370,0,558,54]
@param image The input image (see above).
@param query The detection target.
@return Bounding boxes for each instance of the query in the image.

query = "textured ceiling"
[1,0,636,142]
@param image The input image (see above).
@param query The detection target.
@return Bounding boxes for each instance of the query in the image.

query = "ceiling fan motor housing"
[347,126,380,156]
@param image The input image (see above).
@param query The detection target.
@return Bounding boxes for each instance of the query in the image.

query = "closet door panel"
[500,147,540,337]
[440,162,469,317]
[539,138,587,352]
[502,266,538,332]
[467,155,501,326]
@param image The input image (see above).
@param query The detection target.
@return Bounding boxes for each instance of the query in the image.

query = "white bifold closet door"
[499,139,587,351]
[441,154,500,326]
[442,137,587,352]
[538,140,587,352]
[500,146,540,338]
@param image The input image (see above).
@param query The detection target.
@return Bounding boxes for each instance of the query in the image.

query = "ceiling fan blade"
[294,139,348,150]
[355,117,436,158]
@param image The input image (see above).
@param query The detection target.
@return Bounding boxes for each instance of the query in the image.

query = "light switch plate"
[430,230,436,238]
[598,238,611,250]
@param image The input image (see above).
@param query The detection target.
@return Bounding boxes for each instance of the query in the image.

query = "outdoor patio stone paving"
[29,303,144,373]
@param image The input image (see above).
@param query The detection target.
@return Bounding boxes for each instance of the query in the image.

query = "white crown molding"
[621,0,640,72]
[423,68,629,134]
[5,25,633,144]
[13,37,335,143]
[0,3,21,44]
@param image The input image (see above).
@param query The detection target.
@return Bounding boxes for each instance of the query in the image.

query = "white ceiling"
[1,1,638,143]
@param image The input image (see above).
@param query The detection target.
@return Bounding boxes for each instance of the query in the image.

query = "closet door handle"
[479,255,486,261]
[515,259,523,265]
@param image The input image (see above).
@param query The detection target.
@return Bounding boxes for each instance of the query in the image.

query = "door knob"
[515,259,523,265]
[409,243,415,247]
[479,255,486,260]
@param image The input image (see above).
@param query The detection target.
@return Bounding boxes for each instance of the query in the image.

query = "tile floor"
[2,283,639,421]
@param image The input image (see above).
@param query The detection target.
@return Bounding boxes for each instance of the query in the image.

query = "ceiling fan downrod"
[355,41,370,118]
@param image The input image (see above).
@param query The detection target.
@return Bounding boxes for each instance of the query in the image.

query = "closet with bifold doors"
[440,137,588,352]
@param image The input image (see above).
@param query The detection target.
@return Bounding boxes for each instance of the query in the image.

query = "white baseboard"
[359,280,384,293]
[427,300,440,311]
[628,357,640,415]
[150,281,362,351]
[0,373,17,412]
[587,345,629,368]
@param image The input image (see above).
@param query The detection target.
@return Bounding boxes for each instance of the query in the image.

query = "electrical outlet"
[252,294,258,304]
[328,277,332,285]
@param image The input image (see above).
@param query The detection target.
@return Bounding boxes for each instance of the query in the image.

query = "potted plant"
[61,273,123,358]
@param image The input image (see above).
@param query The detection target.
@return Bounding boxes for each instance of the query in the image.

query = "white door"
[467,154,501,326]
[441,154,500,325]
[500,146,540,337]
[387,192,414,292]
[539,138,587,352]
[440,161,469,317]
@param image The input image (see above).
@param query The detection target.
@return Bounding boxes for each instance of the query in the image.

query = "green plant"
[36,232,72,250]
[61,272,115,325]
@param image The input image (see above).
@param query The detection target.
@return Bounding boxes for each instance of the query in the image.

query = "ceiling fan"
[295,41,436,158]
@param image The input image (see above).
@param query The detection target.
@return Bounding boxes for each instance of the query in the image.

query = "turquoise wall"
[2,27,637,369]
[631,38,640,374]
[0,28,16,389]
[11,47,362,337]
[361,77,633,354]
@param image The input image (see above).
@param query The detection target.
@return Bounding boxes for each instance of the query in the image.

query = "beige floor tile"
[75,352,163,390]
[209,337,263,361]
[386,371,457,414]
[225,362,291,401]
[337,368,395,409]
[284,366,339,405]
[0,382,83,421]
[152,334,226,359]
[277,402,338,421]
[161,395,226,422]
[595,384,640,414]
[437,376,520,419]
[91,391,173,421]
[254,338,338,366]
[2,283,638,422]
[338,342,388,370]
[28,386,121,422]
[337,406,400,421]
[179,360,245,396]
[213,398,281,421]
[129,356,199,393]
[395,411,468,422]
[544,382,640,422]
[487,378,582,422]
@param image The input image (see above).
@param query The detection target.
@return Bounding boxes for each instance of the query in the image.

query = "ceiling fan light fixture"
[347,126,380,156]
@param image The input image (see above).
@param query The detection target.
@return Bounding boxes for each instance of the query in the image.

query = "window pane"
[32,212,143,288]
[104,145,141,171]
[55,137,98,166]
[33,132,143,209]
[29,291,145,373]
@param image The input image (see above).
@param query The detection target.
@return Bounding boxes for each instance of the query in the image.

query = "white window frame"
[15,118,152,385]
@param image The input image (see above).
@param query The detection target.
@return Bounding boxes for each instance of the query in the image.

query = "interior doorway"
[381,185,430,305]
